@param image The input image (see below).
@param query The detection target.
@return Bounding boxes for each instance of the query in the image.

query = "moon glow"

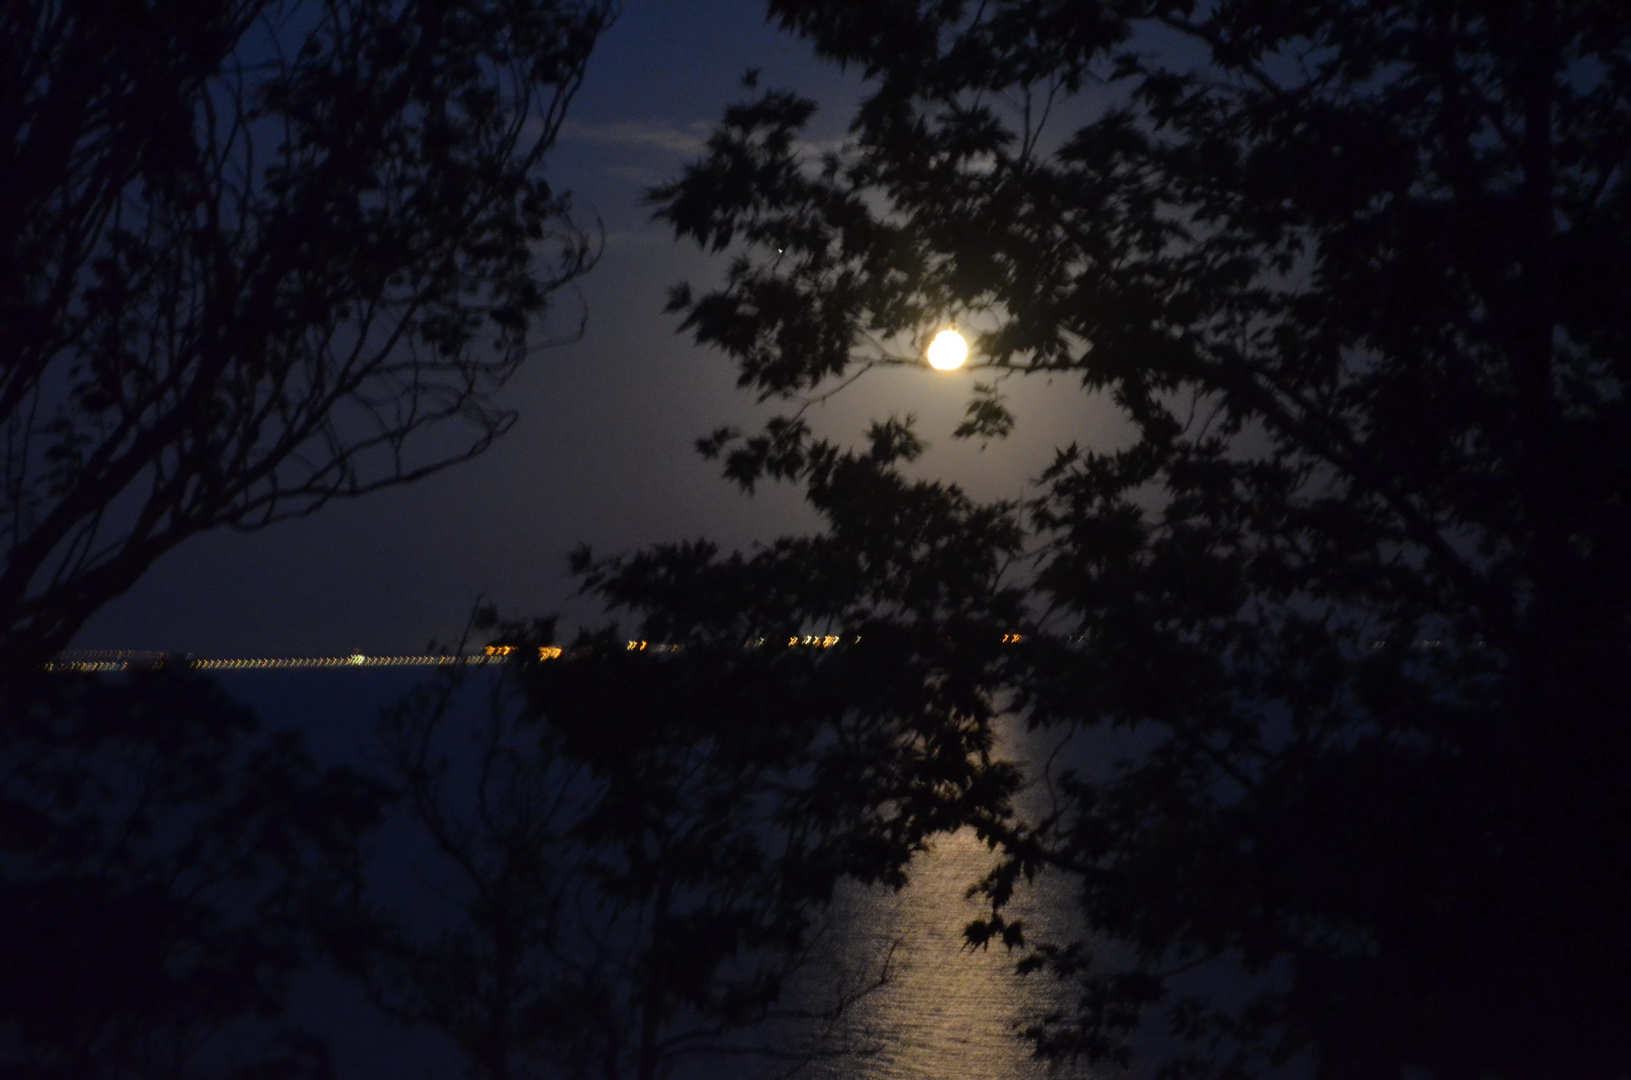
[926,328,969,371]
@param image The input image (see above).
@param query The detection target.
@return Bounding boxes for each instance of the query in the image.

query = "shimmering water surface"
[798,825,1079,1080]
[220,670,1090,1079]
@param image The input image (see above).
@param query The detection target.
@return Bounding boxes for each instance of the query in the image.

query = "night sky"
[71,1,1112,659]
[24,7,1625,1078]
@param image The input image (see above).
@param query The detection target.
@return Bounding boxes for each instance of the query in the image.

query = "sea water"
[217,668,1093,1080]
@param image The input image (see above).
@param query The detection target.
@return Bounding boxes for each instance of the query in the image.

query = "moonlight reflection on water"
[222,672,1091,1079]
[806,830,1071,1080]
[780,717,1087,1080]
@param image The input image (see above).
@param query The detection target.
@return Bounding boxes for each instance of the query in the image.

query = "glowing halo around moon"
[926,328,969,371]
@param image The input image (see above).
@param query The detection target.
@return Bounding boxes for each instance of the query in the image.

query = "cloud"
[596,164,666,182]
[600,227,675,249]
[565,119,848,162]
[562,119,711,156]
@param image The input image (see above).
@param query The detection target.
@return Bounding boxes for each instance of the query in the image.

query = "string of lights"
[43,636,1021,672]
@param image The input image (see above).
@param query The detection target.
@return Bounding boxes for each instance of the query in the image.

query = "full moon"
[926,328,969,371]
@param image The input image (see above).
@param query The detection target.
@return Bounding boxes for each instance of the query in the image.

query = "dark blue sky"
[72,2,1109,658]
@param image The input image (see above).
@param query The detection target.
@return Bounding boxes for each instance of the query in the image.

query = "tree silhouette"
[338,461,1027,1080]
[0,668,388,1079]
[0,0,612,670]
[647,2,1631,1078]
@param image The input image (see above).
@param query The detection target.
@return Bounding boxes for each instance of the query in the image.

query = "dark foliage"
[647,2,1631,1077]
[0,670,388,1079]
[0,0,612,669]
[336,448,1030,1079]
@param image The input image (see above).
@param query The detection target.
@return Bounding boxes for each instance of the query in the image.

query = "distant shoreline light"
[42,648,563,673]
[44,634,1462,674]
[43,634,1033,673]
